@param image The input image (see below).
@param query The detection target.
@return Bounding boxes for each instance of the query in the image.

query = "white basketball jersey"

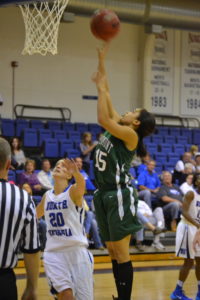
[44,185,88,252]
[181,191,200,225]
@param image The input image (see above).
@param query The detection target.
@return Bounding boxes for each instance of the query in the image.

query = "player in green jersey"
[92,44,155,300]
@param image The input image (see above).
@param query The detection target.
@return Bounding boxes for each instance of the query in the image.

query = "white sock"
[177,280,183,287]
[153,235,159,243]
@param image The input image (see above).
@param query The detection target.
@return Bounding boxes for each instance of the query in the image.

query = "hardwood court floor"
[17,263,197,300]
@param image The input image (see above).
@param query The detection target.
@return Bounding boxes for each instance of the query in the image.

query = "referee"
[0,137,40,300]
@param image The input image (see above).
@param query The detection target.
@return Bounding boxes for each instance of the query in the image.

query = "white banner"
[180,31,200,116]
[149,30,174,114]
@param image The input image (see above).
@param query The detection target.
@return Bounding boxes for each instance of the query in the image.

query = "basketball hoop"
[19,0,69,55]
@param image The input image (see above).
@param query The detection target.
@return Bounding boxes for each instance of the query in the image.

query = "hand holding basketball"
[90,9,120,42]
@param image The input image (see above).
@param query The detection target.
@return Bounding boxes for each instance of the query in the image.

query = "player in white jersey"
[170,173,200,300]
[37,159,93,300]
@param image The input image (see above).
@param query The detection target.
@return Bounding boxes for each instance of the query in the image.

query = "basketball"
[90,9,120,42]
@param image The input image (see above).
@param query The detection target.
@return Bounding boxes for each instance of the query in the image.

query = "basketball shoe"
[170,289,192,300]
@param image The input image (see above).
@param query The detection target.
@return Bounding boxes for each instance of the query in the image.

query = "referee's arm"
[21,197,40,300]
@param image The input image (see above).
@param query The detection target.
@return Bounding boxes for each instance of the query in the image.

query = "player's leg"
[195,257,200,300]
[107,235,133,300]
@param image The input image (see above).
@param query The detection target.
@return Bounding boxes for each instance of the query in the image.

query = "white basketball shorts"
[43,246,94,300]
[176,222,200,259]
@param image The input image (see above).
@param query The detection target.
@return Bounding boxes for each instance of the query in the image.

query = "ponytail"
[136,109,155,157]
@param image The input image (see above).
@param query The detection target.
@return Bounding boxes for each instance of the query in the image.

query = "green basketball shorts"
[93,185,142,242]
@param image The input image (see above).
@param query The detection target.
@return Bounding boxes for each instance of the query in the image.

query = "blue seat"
[155,163,163,174]
[65,149,80,159]
[176,136,188,144]
[44,138,59,158]
[173,144,185,154]
[164,136,176,144]
[181,128,192,143]
[159,143,173,153]
[88,123,102,134]
[16,119,29,137]
[47,121,62,131]
[62,122,75,132]
[30,120,44,129]
[75,122,88,133]
[168,127,181,136]
[154,153,167,164]
[151,135,164,144]
[168,156,180,165]
[23,128,38,147]
[59,140,74,157]
[146,143,158,154]
[67,131,81,141]
[8,170,16,183]
[53,130,67,140]
[163,162,174,172]
[156,126,169,135]
[1,118,15,137]
[193,130,200,144]
[38,129,52,146]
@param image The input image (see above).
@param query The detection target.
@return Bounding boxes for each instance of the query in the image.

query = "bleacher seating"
[47,121,62,131]
[65,149,80,159]
[53,130,66,140]
[23,128,38,147]
[44,138,59,158]
[30,120,44,129]
[59,140,74,157]
[1,119,15,137]
[62,122,75,131]
[8,170,16,183]
[38,129,52,146]
[16,119,29,137]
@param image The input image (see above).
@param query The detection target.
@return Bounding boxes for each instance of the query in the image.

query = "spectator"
[22,183,47,250]
[195,152,200,173]
[37,159,54,190]
[10,137,26,170]
[157,171,183,231]
[180,173,195,195]
[80,132,97,173]
[135,200,166,251]
[135,152,151,176]
[173,152,195,185]
[189,144,198,158]
[19,159,45,195]
[137,159,161,208]
[75,157,96,193]
[84,200,104,250]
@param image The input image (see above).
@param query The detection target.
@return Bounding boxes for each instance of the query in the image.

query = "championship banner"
[180,31,200,116]
[149,30,174,114]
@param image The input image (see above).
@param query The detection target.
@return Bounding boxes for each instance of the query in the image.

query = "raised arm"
[65,159,86,207]
[93,48,138,150]
[97,44,121,122]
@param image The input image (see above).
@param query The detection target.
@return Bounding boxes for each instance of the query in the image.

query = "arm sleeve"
[137,172,146,186]
[20,196,40,253]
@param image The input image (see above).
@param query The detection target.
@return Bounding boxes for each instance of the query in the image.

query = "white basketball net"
[19,0,69,55]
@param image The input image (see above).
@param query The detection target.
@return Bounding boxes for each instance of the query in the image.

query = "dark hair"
[193,173,200,187]
[136,109,155,157]
[10,137,22,152]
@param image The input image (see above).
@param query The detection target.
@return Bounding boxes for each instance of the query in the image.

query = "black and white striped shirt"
[0,179,40,269]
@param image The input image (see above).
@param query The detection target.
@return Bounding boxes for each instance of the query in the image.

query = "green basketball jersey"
[94,131,136,190]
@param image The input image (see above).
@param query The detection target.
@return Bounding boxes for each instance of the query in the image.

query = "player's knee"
[58,288,73,300]
[183,258,194,269]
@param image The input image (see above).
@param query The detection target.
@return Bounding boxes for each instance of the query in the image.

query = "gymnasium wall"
[0,7,143,122]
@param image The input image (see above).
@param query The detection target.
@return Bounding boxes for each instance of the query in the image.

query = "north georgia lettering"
[48,228,72,237]
[46,200,68,211]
